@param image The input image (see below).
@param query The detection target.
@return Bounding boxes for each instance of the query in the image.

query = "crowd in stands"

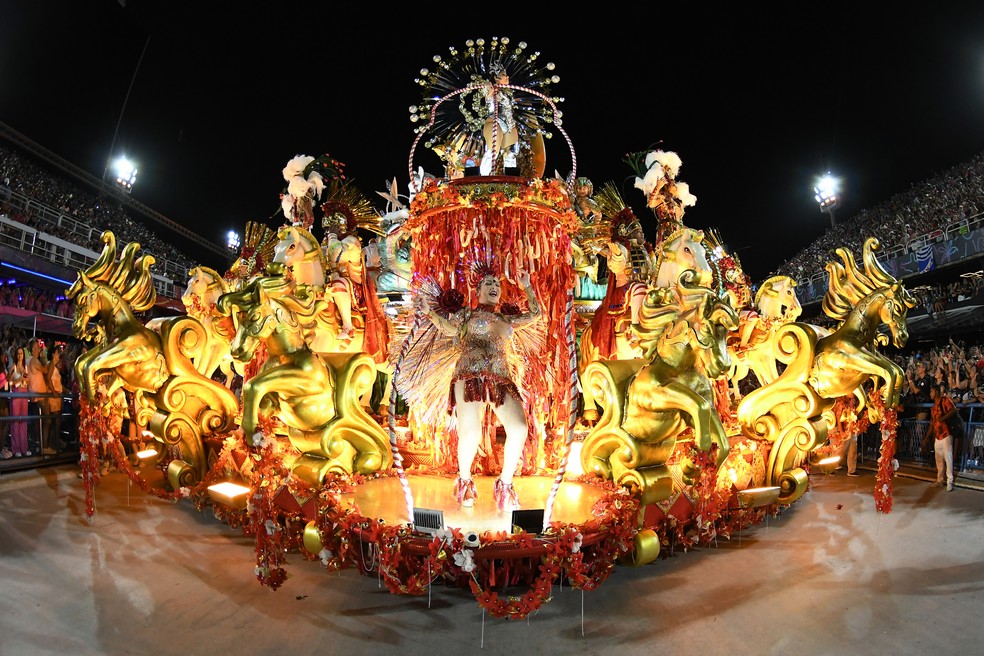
[897,337,984,466]
[906,275,984,318]
[774,151,984,282]
[899,338,984,409]
[0,281,72,317]
[0,324,81,460]
[0,142,200,276]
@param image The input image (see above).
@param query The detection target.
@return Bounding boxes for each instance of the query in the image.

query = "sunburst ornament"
[320,179,383,238]
[410,37,564,176]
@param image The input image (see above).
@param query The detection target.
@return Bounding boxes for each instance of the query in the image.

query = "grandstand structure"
[0,121,228,312]
[783,160,984,343]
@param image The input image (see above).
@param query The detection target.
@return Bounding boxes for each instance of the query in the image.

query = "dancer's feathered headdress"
[468,261,498,289]
[224,221,278,285]
[320,178,383,237]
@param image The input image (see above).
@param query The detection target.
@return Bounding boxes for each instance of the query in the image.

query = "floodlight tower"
[226,230,241,253]
[814,173,840,228]
[112,157,138,194]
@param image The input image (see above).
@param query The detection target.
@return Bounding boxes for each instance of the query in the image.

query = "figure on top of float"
[569,176,603,299]
[280,154,340,230]
[629,149,697,247]
[588,206,658,357]
[413,37,557,179]
[474,63,520,175]
[321,205,388,355]
[363,178,413,294]
[573,176,603,226]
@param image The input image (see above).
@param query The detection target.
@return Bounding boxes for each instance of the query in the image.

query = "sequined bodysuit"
[451,306,518,409]
[428,289,540,412]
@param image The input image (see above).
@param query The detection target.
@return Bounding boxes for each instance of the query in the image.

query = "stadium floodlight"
[813,173,839,227]
[113,157,138,193]
[226,230,241,252]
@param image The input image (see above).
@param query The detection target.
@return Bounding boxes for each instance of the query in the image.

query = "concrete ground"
[1,464,983,656]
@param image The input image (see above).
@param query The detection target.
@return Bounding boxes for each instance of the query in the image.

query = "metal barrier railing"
[859,402,984,474]
[0,391,78,471]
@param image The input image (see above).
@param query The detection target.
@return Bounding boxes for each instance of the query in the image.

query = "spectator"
[26,337,51,455]
[0,350,9,459]
[905,360,932,421]
[923,383,958,491]
[44,345,65,452]
[7,345,29,456]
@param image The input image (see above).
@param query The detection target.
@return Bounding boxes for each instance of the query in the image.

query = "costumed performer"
[589,208,656,357]
[322,217,389,360]
[478,64,519,175]
[414,263,541,511]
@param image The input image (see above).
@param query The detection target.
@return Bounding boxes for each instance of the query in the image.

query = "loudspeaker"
[511,509,545,535]
[412,507,444,536]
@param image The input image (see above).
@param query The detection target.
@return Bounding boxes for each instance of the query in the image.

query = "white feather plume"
[676,181,697,207]
[307,170,324,199]
[634,163,665,197]
[653,150,683,178]
[283,155,314,181]
[287,176,313,198]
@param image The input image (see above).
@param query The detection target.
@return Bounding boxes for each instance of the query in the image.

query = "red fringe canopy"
[406,177,579,473]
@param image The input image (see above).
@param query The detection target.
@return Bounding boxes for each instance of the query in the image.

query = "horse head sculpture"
[273,225,328,288]
[67,232,166,402]
[217,273,391,480]
[654,227,713,290]
[756,275,802,324]
[181,266,242,386]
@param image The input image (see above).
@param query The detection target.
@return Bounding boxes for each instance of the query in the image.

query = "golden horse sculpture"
[726,275,802,399]
[273,225,388,358]
[736,237,916,503]
[273,224,393,408]
[68,232,240,485]
[580,273,738,505]
[579,227,715,423]
[181,266,244,387]
[216,273,391,485]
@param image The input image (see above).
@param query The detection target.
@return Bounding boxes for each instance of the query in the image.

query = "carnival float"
[70,37,915,619]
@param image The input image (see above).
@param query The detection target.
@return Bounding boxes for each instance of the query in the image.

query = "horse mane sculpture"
[727,274,802,398]
[579,272,737,505]
[181,265,244,387]
[736,237,916,503]
[217,273,391,483]
[69,231,239,484]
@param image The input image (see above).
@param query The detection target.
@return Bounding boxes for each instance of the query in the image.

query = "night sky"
[3,2,984,282]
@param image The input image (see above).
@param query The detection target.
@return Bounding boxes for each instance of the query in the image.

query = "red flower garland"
[302,470,638,619]
[871,394,897,514]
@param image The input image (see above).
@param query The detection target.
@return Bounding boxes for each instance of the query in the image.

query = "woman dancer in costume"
[416,263,540,511]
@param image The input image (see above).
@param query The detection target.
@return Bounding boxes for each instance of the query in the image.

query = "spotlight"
[207,481,251,509]
[736,486,781,509]
[814,455,841,474]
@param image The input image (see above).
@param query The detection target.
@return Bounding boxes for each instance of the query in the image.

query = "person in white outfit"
[924,384,956,491]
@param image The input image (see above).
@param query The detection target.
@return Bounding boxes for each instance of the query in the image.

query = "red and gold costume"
[589,208,655,359]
